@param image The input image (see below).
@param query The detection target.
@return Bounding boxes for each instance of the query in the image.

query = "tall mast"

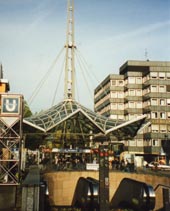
[64,0,76,100]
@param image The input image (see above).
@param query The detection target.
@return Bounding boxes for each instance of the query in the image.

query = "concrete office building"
[94,60,170,159]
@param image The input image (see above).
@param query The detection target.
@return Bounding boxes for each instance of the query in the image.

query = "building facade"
[94,60,170,159]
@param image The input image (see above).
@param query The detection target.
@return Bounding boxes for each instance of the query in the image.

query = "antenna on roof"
[0,63,3,79]
[145,48,149,61]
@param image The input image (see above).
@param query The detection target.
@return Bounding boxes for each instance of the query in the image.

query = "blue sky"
[0,0,170,112]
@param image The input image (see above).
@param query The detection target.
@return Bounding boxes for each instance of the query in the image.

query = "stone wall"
[44,171,170,211]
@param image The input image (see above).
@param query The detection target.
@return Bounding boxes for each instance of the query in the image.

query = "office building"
[94,60,170,158]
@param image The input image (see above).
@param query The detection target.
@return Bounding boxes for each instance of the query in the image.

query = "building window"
[118,80,124,86]
[128,77,135,84]
[167,112,170,119]
[167,72,170,79]
[159,72,165,79]
[167,99,170,106]
[136,102,142,108]
[136,77,142,84]
[151,98,158,105]
[160,112,166,119]
[129,101,135,108]
[151,85,157,92]
[159,85,166,92]
[111,91,117,98]
[111,80,116,86]
[160,125,167,133]
[118,91,124,98]
[129,89,135,96]
[151,112,158,119]
[152,139,159,146]
[136,89,142,96]
[150,72,158,79]
[152,124,159,132]
[111,103,117,110]
[137,139,144,147]
[160,99,165,105]
[118,103,124,110]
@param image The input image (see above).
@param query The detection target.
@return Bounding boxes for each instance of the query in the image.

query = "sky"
[0,0,170,112]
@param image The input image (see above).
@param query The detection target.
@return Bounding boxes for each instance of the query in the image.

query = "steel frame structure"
[0,94,23,185]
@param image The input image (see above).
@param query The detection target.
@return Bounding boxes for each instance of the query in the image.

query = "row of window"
[111,86,170,99]
[151,112,170,119]
[150,98,170,106]
[128,85,169,94]
[111,78,142,86]
[111,73,170,87]
[111,102,142,109]
[151,85,170,93]
[150,71,170,79]
[151,124,170,133]
[96,81,170,100]
[111,101,170,110]
[144,98,170,107]
[96,95,170,113]
[125,139,160,147]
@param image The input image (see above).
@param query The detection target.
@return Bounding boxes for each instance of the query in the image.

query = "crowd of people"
[111,157,136,172]
[36,152,136,172]
[25,149,137,172]
[39,153,91,171]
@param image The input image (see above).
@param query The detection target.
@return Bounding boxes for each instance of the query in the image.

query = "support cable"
[75,49,109,102]
[74,69,80,102]
[75,50,94,102]
[28,47,65,105]
[51,52,66,106]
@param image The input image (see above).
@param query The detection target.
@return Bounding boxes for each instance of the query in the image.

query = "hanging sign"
[1,95,22,115]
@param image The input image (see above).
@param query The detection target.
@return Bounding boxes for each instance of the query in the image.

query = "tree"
[23,100,32,118]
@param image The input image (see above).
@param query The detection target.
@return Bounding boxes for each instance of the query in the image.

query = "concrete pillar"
[21,166,41,211]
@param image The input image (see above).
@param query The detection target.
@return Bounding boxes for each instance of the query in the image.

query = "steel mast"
[64,0,76,100]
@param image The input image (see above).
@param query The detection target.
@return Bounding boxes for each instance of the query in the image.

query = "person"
[112,158,116,170]
[125,159,130,172]
[159,158,165,165]
[143,160,148,170]
[93,157,97,164]
[54,154,59,170]
[120,158,125,171]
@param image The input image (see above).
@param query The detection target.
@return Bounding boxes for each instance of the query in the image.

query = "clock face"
[1,96,20,115]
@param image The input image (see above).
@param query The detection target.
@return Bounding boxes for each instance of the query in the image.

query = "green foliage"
[23,100,32,118]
